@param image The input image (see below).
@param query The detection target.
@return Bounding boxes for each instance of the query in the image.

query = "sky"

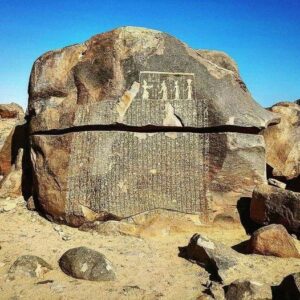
[0,0,299,109]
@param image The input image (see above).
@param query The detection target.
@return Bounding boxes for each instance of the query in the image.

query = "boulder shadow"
[236,197,261,235]
[178,245,222,282]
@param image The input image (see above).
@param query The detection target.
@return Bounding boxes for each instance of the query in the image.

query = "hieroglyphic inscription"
[73,71,208,128]
[67,131,208,217]
[67,71,210,217]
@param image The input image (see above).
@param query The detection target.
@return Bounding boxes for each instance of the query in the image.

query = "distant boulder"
[0,103,25,176]
[262,102,300,188]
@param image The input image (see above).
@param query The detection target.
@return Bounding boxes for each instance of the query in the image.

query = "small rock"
[2,201,16,212]
[225,280,272,300]
[268,178,286,189]
[62,234,71,241]
[59,247,116,281]
[26,196,36,211]
[8,255,52,280]
[53,225,62,232]
[273,272,300,300]
[248,224,300,258]
[181,234,239,283]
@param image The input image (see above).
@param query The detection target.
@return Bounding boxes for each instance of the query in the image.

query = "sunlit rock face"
[28,27,277,226]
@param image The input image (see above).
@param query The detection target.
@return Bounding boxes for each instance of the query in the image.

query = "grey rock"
[59,247,116,281]
[225,280,272,300]
[250,184,300,235]
[8,255,52,280]
[182,233,239,283]
[268,178,286,189]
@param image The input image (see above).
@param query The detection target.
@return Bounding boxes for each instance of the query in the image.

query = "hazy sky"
[0,0,299,109]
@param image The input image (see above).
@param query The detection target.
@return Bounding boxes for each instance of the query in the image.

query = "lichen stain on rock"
[116,81,140,121]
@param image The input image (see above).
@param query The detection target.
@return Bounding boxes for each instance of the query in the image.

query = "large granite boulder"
[28,27,277,226]
[262,102,300,185]
[0,103,25,176]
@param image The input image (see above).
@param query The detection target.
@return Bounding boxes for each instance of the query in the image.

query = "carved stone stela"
[66,71,209,218]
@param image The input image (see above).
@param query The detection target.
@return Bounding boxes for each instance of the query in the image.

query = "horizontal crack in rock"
[31,124,261,136]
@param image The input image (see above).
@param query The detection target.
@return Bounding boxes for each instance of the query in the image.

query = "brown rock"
[250,184,300,235]
[0,103,26,176]
[28,27,277,226]
[262,102,300,180]
[0,148,23,198]
[26,196,36,211]
[248,224,300,258]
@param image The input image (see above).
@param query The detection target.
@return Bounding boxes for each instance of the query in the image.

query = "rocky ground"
[1,197,299,300]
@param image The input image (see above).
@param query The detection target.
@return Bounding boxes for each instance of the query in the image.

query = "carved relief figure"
[141,80,153,100]
[186,79,193,100]
[174,80,180,100]
[159,80,168,100]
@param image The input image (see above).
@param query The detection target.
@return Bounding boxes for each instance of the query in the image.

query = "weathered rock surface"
[262,102,300,181]
[31,131,266,226]
[28,27,276,132]
[8,255,52,280]
[225,280,272,300]
[0,103,25,176]
[59,247,116,281]
[28,27,277,225]
[250,184,300,235]
[196,50,239,76]
[273,272,300,300]
[248,224,300,258]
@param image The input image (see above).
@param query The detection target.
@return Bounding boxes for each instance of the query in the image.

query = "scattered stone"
[273,272,300,300]
[61,234,71,241]
[262,102,300,181]
[26,196,36,211]
[181,234,239,283]
[59,247,116,281]
[28,26,277,226]
[225,280,272,300]
[248,224,300,258]
[0,200,17,212]
[8,255,52,280]
[250,184,300,235]
[268,178,286,189]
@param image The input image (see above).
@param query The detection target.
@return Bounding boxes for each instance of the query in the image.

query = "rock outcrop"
[248,224,300,258]
[250,184,300,235]
[28,27,278,226]
[0,103,25,176]
[262,102,300,190]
